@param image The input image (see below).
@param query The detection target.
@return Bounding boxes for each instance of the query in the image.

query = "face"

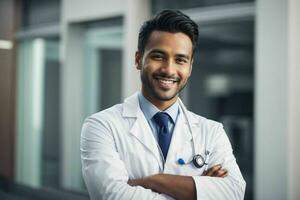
[136,31,193,108]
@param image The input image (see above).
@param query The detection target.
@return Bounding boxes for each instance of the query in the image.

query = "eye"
[151,53,164,60]
[176,57,188,64]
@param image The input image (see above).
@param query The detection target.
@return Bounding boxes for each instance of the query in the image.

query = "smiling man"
[81,10,246,200]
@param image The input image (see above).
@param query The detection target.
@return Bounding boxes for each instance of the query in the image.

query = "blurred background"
[0,0,299,200]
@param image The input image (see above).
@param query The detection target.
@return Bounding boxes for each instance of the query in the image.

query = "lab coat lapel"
[122,93,163,170]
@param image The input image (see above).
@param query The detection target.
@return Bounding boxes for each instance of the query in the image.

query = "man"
[81,10,246,200]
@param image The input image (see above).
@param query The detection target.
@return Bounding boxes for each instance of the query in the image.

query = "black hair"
[137,9,199,56]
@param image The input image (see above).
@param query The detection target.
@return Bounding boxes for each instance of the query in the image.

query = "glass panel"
[98,49,122,110]
[16,38,45,187]
[83,25,123,117]
[22,0,61,28]
[16,38,61,189]
[186,19,254,200]
[41,39,61,188]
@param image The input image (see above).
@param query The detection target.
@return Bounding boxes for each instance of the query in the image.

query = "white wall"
[122,0,150,98]
[287,0,300,199]
[255,0,300,199]
[255,0,288,198]
[60,24,85,190]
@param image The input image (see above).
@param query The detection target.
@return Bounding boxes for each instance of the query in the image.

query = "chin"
[154,91,178,101]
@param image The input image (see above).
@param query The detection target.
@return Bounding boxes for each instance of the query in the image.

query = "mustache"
[153,73,180,82]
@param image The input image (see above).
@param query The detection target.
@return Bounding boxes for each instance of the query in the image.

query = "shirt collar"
[138,92,179,124]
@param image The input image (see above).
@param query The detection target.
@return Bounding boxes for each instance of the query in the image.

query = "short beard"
[140,71,188,101]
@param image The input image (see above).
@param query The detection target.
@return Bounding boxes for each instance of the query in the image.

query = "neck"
[141,91,178,111]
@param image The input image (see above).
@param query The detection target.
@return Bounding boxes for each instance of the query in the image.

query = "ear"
[135,51,142,70]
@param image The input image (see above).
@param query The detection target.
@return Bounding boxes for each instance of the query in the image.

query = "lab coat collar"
[122,92,198,125]
[122,92,140,117]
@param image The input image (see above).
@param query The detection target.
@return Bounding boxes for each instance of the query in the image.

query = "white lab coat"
[81,93,246,200]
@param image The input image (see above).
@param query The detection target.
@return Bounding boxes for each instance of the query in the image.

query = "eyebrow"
[149,49,190,60]
[149,49,165,55]
[176,54,190,60]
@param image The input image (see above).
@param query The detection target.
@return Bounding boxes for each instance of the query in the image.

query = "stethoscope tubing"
[178,99,210,169]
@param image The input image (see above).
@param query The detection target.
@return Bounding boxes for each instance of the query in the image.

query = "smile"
[154,76,179,83]
[154,76,180,89]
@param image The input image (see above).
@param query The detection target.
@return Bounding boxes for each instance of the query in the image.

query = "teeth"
[158,79,173,84]
[156,77,176,83]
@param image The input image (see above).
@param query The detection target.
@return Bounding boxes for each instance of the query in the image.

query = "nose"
[161,59,176,75]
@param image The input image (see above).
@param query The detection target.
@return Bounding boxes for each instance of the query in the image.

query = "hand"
[202,164,228,178]
[128,178,144,187]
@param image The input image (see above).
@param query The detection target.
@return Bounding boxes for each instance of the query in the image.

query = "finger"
[128,179,134,186]
[202,169,228,177]
[212,168,226,177]
[221,171,228,178]
[206,165,222,176]
[206,164,222,176]
[212,169,227,177]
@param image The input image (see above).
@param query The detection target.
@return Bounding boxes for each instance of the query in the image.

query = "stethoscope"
[177,150,210,170]
[177,99,211,170]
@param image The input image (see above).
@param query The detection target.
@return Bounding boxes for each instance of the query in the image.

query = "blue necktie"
[153,112,172,160]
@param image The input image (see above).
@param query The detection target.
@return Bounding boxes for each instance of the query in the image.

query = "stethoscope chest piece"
[192,154,205,168]
[177,151,210,169]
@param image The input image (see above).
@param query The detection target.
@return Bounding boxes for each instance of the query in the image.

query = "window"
[187,20,254,200]
[16,38,61,189]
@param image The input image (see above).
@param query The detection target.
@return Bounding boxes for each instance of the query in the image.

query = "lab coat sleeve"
[80,116,172,200]
[192,123,246,200]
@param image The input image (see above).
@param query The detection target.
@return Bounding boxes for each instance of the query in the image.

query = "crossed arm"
[128,165,228,200]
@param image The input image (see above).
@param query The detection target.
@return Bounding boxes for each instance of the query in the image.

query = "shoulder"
[80,103,127,142]
[83,103,123,129]
[82,93,139,134]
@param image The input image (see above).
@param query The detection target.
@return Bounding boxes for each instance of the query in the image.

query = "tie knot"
[153,112,170,127]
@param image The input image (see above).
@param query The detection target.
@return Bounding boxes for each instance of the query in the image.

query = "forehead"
[144,31,193,56]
